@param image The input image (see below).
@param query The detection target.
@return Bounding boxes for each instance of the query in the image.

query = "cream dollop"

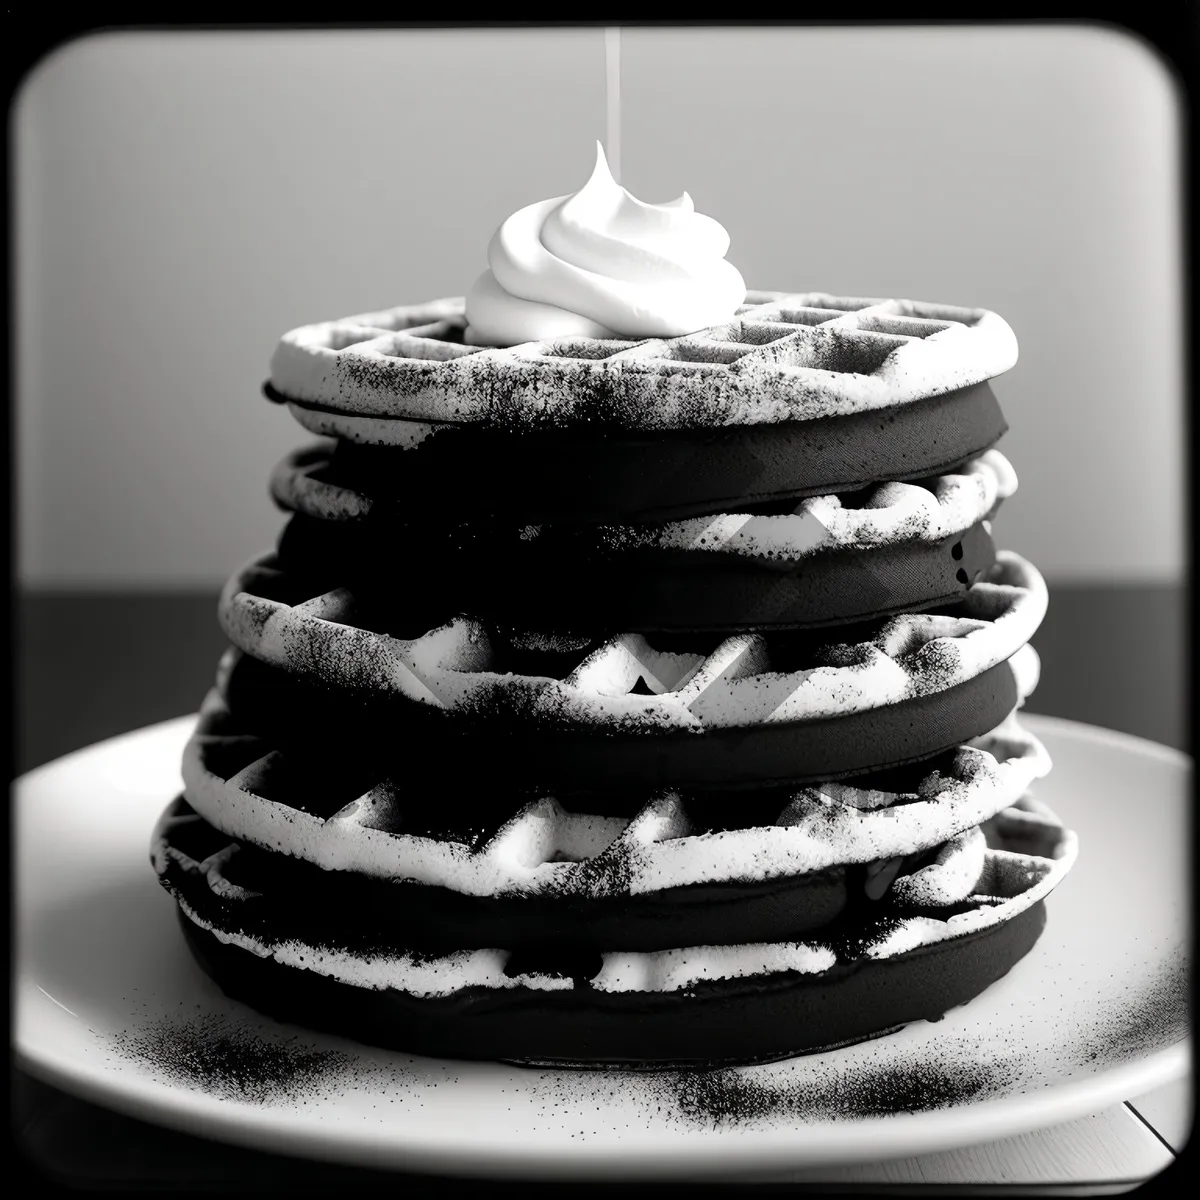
[465,143,746,346]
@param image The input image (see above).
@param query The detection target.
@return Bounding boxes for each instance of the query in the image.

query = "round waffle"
[215,644,1032,793]
[264,293,1015,521]
[269,293,1017,431]
[152,790,1075,1067]
[271,449,1016,632]
[268,384,1007,524]
[183,691,1050,913]
[215,551,1045,788]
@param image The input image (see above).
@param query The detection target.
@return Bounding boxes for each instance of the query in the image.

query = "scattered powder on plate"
[1074,944,1188,1068]
[101,943,1184,1120]
[662,1051,1025,1125]
[106,1011,364,1105]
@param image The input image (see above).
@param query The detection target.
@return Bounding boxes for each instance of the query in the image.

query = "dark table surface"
[13,585,1189,1189]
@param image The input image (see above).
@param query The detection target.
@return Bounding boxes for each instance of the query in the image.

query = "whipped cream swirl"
[465,143,746,346]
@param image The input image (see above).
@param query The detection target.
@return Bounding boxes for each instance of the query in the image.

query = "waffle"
[267,379,1009,523]
[275,511,999,636]
[271,445,1016,561]
[152,791,1076,1066]
[271,449,1015,632]
[154,790,853,951]
[267,292,1018,433]
[222,649,1029,792]
[216,550,1046,732]
[183,692,1051,900]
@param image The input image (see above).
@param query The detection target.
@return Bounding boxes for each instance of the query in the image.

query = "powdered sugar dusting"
[268,294,1018,432]
[175,896,574,997]
[157,798,1074,998]
[288,403,450,448]
[180,698,1051,898]
[597,449,1016,563]
[217,551,1046,730]
[889,826,987,907]
[269,447,1015,567]
[591,943,837,993]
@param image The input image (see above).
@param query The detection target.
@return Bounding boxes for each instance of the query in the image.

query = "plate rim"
[12,1037,1191,1179]
[1020,710,1191,767]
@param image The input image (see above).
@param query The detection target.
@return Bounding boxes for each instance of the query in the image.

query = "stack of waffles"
[153,292,1077,1067]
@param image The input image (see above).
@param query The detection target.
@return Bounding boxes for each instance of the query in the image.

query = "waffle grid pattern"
[268,292,1018,432]
[155,794,1076,996]
[216,552,1046,729]
[269,445,1017,565]
[183,693,1051,898]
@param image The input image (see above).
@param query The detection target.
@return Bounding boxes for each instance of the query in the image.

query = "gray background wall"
[15,25,1183,588]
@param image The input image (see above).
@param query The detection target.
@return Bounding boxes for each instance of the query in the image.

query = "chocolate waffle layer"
[266,292,1014,520]
[158,793,850,949]
[182,695,1050,941]
[215,550,1045,788]
[269,383,1007,523]
[271,450,1014,632]
[156,762,1033,952]
[269,293,1017,433]
[153,792,1075,1067]
[218,549,1045,731]
[216,645,1027,791]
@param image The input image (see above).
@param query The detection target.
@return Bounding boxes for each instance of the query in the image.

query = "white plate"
[14,714,1190,1180]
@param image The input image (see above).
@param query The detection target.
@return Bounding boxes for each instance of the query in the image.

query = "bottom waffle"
[152,792,1075,1068]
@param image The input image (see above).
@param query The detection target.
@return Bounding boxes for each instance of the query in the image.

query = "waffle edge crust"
[266,382,1009,522]
[269,445,1016,633]
[173,903,1047,1068]
[266,293,1019,432]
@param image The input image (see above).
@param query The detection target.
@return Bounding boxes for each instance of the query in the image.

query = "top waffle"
[268,292,1018,433]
